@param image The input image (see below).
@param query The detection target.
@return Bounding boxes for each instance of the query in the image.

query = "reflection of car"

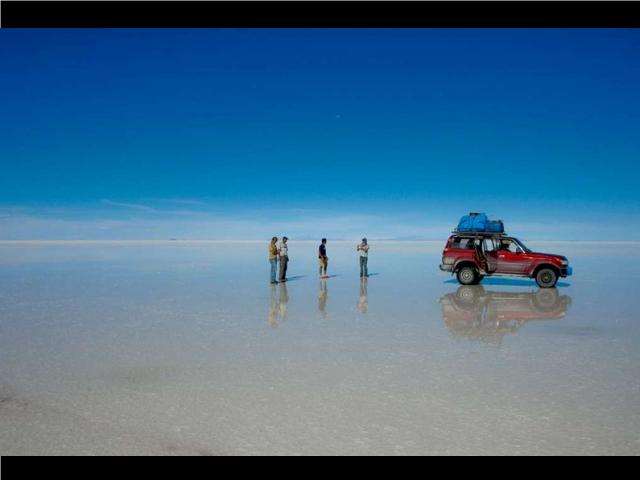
[439,286,572,346]
[439,233,573,288]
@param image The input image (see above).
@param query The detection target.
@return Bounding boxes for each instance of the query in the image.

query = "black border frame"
[2,1,640,28]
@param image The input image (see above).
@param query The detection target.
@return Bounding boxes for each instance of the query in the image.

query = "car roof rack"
[452,230,510,237]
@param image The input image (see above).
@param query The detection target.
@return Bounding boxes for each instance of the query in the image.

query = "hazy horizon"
[1,199,638,241]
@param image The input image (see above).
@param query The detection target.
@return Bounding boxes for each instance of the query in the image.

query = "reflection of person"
[278,237,289,282]
[278,282,289,320]
[318,238,329,278]
[267,283,290,328]
[358,277,368,314]
[357,238,369,278]
[268,284,279,328]
[318,278,328,318]
[268,237,279,284]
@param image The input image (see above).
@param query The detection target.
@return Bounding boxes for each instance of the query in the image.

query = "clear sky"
[1,29,639,240]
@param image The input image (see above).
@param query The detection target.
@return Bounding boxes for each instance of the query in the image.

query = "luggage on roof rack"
[455,212,505,234]
[452,231,508,237]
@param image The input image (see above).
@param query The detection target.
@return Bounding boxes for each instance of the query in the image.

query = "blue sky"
[1,29,639,240]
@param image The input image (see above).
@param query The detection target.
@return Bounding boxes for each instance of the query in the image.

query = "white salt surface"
[0,241,639,455]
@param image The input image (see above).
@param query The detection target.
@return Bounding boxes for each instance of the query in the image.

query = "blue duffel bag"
[457,213,504,233]
[487,220,505,233]
[457,213,489,232]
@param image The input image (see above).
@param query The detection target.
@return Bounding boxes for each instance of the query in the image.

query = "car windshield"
[512,238,532,253]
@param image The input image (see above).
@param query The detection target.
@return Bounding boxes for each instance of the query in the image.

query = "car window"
[483,238,496,252]
[452,238,475,250]
[500,241,523,253]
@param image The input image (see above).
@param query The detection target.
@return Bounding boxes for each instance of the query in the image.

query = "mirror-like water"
[1,241,638,455]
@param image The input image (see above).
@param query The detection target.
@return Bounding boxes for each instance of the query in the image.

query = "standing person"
[278,236,289,282]
[318,238,329,278]
[357,238,369,278]
[268,237,279,284]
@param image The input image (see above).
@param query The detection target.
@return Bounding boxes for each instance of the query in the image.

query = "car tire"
[535,268,558,288]
[457,266,478,286]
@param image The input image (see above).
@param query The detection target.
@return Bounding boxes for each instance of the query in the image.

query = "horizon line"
[1,239,639,245]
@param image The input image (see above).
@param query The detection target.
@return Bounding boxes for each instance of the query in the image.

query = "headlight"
[561,260,569,266]
[443,257,454,265]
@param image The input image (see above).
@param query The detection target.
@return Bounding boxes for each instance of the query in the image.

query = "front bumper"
[561,266,573,277]
[440,264,453,273]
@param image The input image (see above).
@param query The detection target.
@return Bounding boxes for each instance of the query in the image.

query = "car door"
[495,244,529,274]
[482,238,498,273]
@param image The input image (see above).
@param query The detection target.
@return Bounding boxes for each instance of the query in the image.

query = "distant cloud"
[0,201,638,241]
[100,199,159,213]
[0,207,451,241]
[163,199,209,207]
[99,199,213,217]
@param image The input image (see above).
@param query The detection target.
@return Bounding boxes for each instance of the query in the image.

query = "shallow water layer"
[0,241,639,456]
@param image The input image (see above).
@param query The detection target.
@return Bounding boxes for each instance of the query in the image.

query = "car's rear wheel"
[535,268,558,288]
[457,266,478,286]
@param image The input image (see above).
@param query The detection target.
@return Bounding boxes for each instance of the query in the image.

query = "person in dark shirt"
[318,238,329,278]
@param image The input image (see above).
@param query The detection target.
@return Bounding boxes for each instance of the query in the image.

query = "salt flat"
[0,241,639,455]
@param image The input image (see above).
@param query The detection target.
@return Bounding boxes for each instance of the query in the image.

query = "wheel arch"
[531,263,560,278]
[454,260,479,273]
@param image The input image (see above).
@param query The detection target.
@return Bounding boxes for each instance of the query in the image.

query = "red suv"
[439,233,573,288]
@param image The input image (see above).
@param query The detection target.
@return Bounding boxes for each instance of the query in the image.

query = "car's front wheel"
[457,266,479,286]
[535,268,558,288]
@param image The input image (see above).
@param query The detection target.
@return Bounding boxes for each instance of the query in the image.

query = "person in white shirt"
[357,238,369,278]
[278,237,289,282]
